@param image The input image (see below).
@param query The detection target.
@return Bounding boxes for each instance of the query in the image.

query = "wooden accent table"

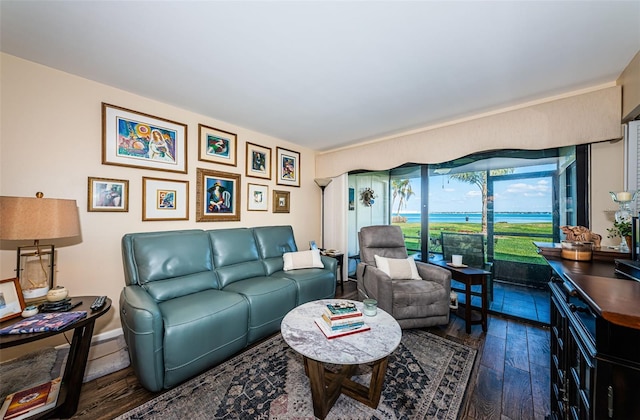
[429,259,490,333]
[280,299,401,419]
[0,296,112,419]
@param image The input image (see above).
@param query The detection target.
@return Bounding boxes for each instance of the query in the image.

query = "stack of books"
[314,301,370,339]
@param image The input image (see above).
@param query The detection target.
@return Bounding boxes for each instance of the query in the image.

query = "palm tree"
[448,169,513,233]
[391,179,415,221]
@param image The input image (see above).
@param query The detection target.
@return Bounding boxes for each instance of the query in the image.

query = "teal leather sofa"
[119,225,337,392]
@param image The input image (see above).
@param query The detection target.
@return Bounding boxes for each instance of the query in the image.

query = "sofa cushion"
[208,228,266,287]
[374,255,421,280]
[159,289,249,388]
[122,230,218,301]
[272,268,336,305]
[223,276,297,343]
[283,250,324,271]
[253,226,298,275]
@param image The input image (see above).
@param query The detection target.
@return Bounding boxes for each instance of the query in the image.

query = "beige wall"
[0,53,322,353]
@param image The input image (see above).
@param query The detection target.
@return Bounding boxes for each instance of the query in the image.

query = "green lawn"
[393,221,552,264]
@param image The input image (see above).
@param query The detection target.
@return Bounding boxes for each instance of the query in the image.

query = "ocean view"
[398,212,552,224]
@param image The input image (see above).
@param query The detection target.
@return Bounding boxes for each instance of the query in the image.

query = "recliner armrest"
[417,261,451,291]
[356,262,394,314]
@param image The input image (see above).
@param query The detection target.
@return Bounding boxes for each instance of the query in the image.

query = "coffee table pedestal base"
[304,356,388,419]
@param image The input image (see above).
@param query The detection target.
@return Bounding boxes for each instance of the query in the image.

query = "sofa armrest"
[356,262,394,314]
[320,255,337,277]
[417,261,451,292]
[119,286,165,392]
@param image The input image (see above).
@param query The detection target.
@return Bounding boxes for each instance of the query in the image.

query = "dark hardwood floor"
[70,280,550,419]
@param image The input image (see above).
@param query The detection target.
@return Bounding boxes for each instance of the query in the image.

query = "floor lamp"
[314,178,332,249]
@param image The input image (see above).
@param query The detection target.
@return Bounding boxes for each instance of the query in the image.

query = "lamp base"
[22,285,50,300]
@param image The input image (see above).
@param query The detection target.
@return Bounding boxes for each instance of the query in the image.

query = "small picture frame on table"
[198,124,237,167]
[246,142,272,180]
[87,177,129,212]
[0,278,26,322]
[276,147,300,187]
[273,190,290,213]
[247,183,268,211]
[142,177,189,221]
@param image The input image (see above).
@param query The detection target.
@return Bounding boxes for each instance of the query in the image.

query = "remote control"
[91,296,107,311]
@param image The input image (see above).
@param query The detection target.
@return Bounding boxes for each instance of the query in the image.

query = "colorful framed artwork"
[196,168,241,222]
[245,142,272,180]
[0,278,25,322]
[198,124,237,167]
[102,103,187,173]
[348,188,355,211]
[273,190,290,213]
[247,183,268,211]
[142,177,189,221]
[87,177,129,212]
[276,147,300,187]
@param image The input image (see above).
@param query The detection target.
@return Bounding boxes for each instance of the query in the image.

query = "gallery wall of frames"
[92,103,302,222]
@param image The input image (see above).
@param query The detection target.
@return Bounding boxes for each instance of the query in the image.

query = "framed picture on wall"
[102,103,187,173]
[142,177,189,221]
[87,177,129,212]
[247,183,268,211]
[245,142,272,180]
[273,190,290,213]
[196,168,241,222]
[276,147,300,187]
[198,124,237,167]
[348,187,355,211]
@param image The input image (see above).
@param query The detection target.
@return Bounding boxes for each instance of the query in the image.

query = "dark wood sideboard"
[536,243,640,420]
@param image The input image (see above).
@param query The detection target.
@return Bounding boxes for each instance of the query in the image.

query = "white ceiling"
[1,1,639,151]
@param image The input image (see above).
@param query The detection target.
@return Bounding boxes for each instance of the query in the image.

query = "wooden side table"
[429,259,489,333]
[0,296,112,419]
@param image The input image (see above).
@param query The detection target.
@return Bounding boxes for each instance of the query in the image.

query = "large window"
[382,147,585,286]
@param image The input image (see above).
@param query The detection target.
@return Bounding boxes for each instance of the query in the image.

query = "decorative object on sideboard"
[314,178,332,249]
[560,240,593,261]
[360,187,376,207]
[609,190,637,253]
[0,193,81,300]
[560,225,602,248]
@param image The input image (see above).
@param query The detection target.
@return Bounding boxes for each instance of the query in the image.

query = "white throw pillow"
[283,249,324,271]
[374,255,421,280]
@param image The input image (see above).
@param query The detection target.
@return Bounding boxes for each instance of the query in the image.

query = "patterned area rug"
[116,330,476,420]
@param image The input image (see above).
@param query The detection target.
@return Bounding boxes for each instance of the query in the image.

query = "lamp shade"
[0,195,81,240]
[314,178,333,188]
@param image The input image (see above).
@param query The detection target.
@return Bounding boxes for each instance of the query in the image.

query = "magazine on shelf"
[314,318,370,339]
[0,311,87,335]
[321,313,365,329]
[0,377,61,420]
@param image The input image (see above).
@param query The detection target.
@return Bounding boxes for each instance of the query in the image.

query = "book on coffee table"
[0,377,61,420]
[314,317,370,339]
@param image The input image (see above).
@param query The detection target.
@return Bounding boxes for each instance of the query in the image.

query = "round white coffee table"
[281,299,401,419]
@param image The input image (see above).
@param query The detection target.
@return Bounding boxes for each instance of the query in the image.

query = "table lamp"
[314,178,333,249]
[0,193,81,299]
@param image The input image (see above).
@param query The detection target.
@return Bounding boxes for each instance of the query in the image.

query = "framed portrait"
[0,278,25,322]
[245,142,272,180]
[87,177,129,212]
[142,177,189,221]
[102,103,187,173]
[198,124,237,167]
[196,168,241,222]
[273,190,290,213]
[247,183,268,211]
[276,147,300,187]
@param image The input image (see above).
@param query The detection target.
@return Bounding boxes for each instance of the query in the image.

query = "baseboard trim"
[55,327,124,350]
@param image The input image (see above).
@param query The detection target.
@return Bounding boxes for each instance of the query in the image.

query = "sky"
[397,167,554,214]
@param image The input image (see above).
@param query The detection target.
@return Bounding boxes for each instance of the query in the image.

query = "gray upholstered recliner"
[356,225,451,329]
